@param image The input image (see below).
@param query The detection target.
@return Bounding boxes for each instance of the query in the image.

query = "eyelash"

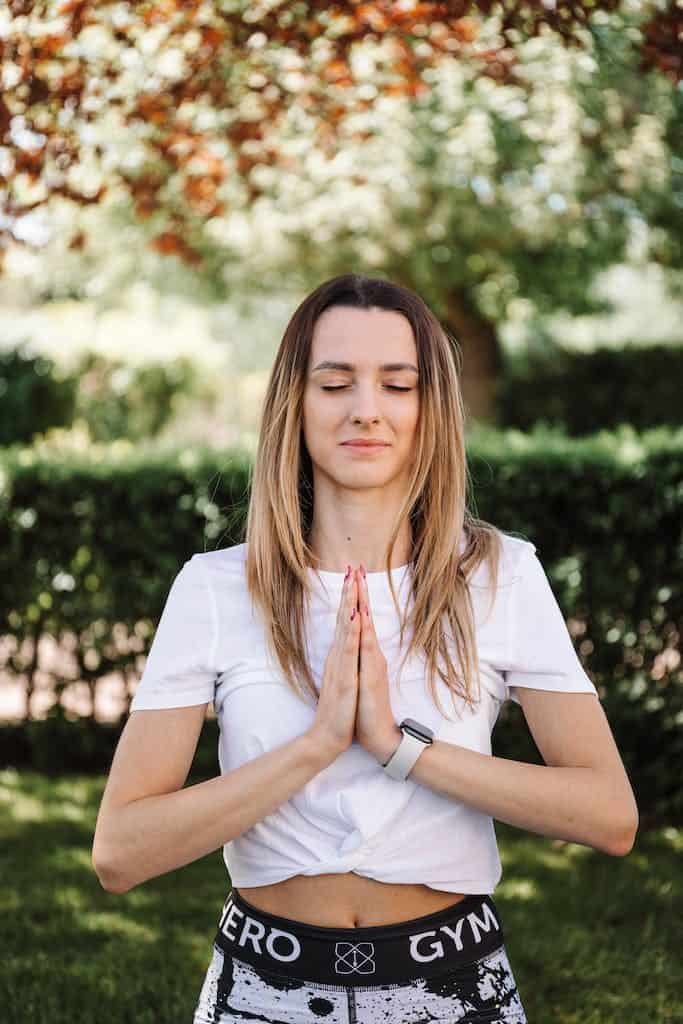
[321,385,413,392]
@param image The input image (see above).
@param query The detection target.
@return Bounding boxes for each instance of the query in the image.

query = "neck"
[307,529,413,575]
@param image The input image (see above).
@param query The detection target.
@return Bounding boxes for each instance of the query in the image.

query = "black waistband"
[213,888,505,987]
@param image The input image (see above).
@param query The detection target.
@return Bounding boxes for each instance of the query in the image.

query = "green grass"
[1,768,681,1024]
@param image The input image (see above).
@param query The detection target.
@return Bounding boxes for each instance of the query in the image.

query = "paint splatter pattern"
[193,942,527,1023]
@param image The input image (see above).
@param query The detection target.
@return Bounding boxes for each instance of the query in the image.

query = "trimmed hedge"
[0,341,77,445]
[0,340,202,444]
[0,424,681,829]
[0,707,221,786]
[500,343,683,435]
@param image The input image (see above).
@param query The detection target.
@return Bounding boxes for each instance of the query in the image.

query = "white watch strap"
[382,730,428,780]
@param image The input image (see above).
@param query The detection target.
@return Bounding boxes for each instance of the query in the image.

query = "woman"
[92,273,638,1023]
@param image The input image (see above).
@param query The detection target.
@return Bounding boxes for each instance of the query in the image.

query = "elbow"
[91,843,133,895]
[595,777,639,857]
[607,826,638,858]
[605,808,640,858]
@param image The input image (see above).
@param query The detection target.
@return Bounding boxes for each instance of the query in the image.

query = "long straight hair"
[242,273,503,722]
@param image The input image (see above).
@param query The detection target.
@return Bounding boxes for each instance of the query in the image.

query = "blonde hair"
[242,273,504,722]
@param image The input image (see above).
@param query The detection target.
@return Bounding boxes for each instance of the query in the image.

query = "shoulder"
[187,543,247,578]
[500,532,537,579]
[181,544,249,612]
[465,530,536,591]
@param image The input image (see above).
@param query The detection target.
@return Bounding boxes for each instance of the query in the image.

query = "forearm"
[408,740,633,855]
[97,732,334,894]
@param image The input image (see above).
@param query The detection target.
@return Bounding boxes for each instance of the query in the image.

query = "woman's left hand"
[354,566,402,765]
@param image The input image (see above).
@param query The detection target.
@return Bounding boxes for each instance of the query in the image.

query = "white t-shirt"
[129,532,598,894]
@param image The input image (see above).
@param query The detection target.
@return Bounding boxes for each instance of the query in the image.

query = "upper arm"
[516,688,639,831]
[93,704,208,857]
[129,555,219,712]
[504,543,600,707]
[93,553,220,866]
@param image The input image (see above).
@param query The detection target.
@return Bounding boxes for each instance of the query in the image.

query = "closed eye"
[321,385,413,392]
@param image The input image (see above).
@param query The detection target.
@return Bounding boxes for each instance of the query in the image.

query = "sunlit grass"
[1,770,681,1023]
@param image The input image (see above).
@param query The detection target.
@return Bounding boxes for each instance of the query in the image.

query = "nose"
[349,383,382,421]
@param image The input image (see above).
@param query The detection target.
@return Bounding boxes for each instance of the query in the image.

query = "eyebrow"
[311,361,419,374]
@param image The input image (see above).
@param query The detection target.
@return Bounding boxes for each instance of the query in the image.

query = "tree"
[2,0,681,419]
[262,15,682,419]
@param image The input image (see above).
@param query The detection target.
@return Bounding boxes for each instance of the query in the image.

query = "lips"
[341,441,389,447]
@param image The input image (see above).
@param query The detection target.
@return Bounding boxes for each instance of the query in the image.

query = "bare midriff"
[236,873,467,928]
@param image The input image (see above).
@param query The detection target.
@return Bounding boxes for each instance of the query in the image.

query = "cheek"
[302,392,321,432]
[301,394,335,450]
[399,400,419,437]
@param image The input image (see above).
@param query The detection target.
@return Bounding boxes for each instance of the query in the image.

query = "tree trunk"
[442,292,503,426]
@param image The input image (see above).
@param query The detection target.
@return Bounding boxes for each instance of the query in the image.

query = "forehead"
[310,305,417,363]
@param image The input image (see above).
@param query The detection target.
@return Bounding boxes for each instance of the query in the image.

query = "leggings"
[193,888,528,1023]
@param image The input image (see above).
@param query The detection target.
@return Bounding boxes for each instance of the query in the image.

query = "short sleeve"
[504,544,598,706]
[129,555,219,712]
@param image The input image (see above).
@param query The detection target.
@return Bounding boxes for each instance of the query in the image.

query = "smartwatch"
[382,717,434,780]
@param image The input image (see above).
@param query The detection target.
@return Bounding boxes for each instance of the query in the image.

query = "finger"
[357,567,372,632]
[356,565,367,607]
[335,566,353,639]
[349,571,362,646]
[348,573,360,630]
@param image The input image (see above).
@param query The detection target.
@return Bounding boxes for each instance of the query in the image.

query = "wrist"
[376,725,403,766]
[303,728,346,768]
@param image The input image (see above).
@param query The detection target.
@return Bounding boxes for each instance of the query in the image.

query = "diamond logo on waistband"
[334,942,376,975]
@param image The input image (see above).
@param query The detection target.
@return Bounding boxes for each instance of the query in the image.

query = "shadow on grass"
[1,769,228,1023]
[2,770,681,1024]
[493,820,681,1023]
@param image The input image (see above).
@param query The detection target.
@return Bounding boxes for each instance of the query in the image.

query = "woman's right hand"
[307,565,360,760]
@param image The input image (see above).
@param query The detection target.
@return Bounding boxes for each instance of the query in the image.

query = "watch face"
[401,717,434,743]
